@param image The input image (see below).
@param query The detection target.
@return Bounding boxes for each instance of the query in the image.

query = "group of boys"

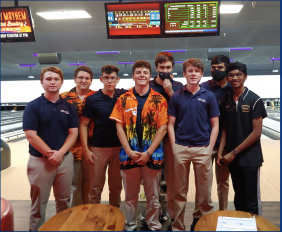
[23,52,266,231]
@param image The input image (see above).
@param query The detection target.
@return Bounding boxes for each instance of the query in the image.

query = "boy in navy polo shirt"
[168,58,219,231]
[218,62,267,215]
[23,66,78,231]
[149,52,183,224]
[79,65,127,208]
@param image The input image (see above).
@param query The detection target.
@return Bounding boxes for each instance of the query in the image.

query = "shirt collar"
[133,87,150,97]
[183,84,206,94]
[40,94,63,104]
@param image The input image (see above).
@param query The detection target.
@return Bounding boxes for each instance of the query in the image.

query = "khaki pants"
[27,152,74,231]
[172,144,214,231]
[89,146,122,208]
[121,166,162,231]
[70,158,92,207]
[163,137,175,219]
[193,149,229,216]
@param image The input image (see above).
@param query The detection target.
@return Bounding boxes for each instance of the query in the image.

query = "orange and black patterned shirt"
[61,87,96,160]
[110,88,168,170]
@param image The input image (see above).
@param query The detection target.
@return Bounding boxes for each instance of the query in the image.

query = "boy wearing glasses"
[110,60,168,231]
[218,62,267,215]
[61,66,96,207]
[79,65,127,208]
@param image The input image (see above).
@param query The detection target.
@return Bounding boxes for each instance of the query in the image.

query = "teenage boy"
[23,66,78,231]
[79,65,126,208]
[218,62,267,215]
[191,55,232,228]
[149,52,183,223]
[168,58,219,231]
[110,60,168,231]
[61,66,96,207]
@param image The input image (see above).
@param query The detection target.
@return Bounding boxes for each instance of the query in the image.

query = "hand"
[83,149,97,165]
[128,151,141,161]
[221,151,236,165]
[135,152,150,166]
[163,79,174,97]
[47,150,64,165]
[216,153,224,167]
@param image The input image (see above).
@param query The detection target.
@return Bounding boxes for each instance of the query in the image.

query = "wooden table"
[194,210,279,231]
[39,204,125,231]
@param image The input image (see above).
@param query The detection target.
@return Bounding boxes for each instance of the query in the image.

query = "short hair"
[40,66,63,83]
[132,60,152,74]
[226,62,247,75]
[211,55,230,67]
[155,52,175,68]
[101,65,120,76]
[74,66,93,80]
[183,58,205,73]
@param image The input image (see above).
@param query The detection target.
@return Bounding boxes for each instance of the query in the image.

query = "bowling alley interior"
[1,0,280,231]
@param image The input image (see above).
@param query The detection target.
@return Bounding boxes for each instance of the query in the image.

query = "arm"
[167,115,176,145]
[221,117,263,164]
[79,116,97,164]
[116,122,141,161]
[135,124,167,165]
[209,116,219,150]
[217,125,226,166]
[48,127,78,163]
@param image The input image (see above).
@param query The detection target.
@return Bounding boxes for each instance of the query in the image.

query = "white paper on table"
[216,215,257,231]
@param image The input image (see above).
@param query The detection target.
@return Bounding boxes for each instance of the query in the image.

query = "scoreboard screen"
[105,2,163,39]
[163,1,220,37]
[1,6,36,42]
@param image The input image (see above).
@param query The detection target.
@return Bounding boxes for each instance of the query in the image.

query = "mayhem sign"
[1,6,36,42]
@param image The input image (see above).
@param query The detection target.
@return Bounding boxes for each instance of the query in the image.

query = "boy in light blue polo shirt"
[167,58,220,231]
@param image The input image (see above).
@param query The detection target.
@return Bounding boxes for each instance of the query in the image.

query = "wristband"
[145,150,152,157]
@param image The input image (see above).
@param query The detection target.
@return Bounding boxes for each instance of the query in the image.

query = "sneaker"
[139,221,149,231]
[190,218,199,231]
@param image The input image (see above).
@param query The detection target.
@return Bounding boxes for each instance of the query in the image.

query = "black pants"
[229,165,260,215]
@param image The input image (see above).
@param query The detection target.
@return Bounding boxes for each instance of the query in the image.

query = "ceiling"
[1,0,280,81]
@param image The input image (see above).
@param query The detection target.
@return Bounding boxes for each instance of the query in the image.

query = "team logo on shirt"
[61,110,69,114]
[241,105,250,112]
[198,98,206,103]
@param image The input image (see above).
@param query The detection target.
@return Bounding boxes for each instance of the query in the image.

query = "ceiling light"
[162,49,187,53]
[270,57,280,61]
[68,62,86,66]
[230,59,234,62]
[175,60,185,63]
[36,10,91,20]
[32,53,38,56]
[117,62,134,65]
[172,72,177,75]
[123,73,129,76]
[272,69,279,73]
[19,64,37,67]
[220,5,243,14]
[96,51,120,54]
[229,47,253,51]
[28,76,35,78]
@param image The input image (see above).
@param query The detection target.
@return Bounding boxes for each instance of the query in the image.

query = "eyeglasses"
[227,72,244,78]
[76,76,91,81]
[103,77,117,81]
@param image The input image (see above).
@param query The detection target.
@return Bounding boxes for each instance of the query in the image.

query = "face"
[183,65,203,86]
[226,69,247,89]
[100,72,119,91]
[211,62,226,72]
[74,71,92,90]
[41,71,63,93]
[156,60,173,74]
[132,67,151,87]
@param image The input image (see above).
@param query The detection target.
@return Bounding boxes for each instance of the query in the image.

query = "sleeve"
[68,104,79,128]
[208,93,220,118]
[22,102,39,131]
[167,94,177,117]
[253,98,268,119]
[109,96,125,124]
[82,97,94,118]
[158,98,168,127]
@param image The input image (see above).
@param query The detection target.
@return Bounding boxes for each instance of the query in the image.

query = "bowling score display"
[1,6,36,42]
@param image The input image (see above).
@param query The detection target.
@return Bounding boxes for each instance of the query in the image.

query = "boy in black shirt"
[218,62,267,215]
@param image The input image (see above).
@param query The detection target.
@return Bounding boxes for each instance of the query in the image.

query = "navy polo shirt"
[220,87,267,167]
[23,94,78,157]
[83,88,127,147]
[133,88,150,149]
[149,77,183,104]
[168,85,220,146]
[201,79,232,148]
